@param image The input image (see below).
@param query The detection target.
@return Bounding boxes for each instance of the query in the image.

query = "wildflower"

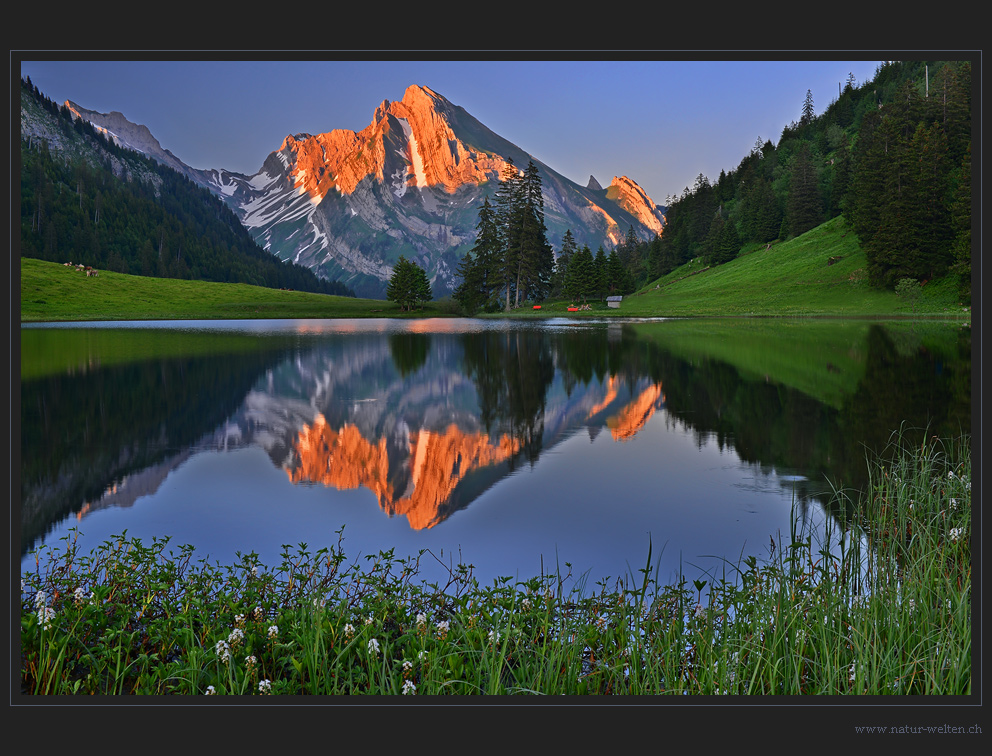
[364,613,374,626]
[215,640,231,664]
[258,679,272,694]
[253,606,263,621]
[488,629,501,645]
[34,590,47,609]
[37,606,56,631]
[245,655,257,673]
[521,598,532,611]
[251,566,259,577]
[907,598,916,612]
[228,627,245,647]
[416,612,427,627]
[949,498,958,510]
[436,620,450,640]
[402,660,413,678]
[205,685,216,695]
[402,679,417,695]
[849,661,857,682]
[418,650,427,662]
[234,613,246,626]
[949,527,964,543]
[73,586,93,604]
[343,623,355,639]
[267,625,279,639]
[948,470,956,480]
[595,615,608,631]
[313,596,326,609]
[367,638,380,656]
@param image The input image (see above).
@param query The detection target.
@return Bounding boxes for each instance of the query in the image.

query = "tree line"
[643,61,971,302]
[19,76,355,298]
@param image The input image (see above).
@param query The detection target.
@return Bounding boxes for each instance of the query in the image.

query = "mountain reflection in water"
[19,318,970,587]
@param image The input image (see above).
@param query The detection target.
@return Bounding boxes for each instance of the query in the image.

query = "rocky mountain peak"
[607,175,665,236]
[587,175,603,191]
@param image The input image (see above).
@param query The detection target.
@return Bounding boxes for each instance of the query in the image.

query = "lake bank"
[20,429,971,695]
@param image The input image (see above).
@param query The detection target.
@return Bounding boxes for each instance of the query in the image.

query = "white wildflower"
[488,629,501,645]
[267,625,279,639]
[215,639,231,664]
[595,615,608,631]
[34,590,47,609]
[258,679,272,694]
[37,606,56,631]
[228,627,245,646]
[367,638,380,656]
[521,598,532,611]
[402,679,417,695]
[234,613,246,626]
[364,613,374,626]
[949,527,964,542]
[849,661,857,682]
[313,596,326,609]
[253,606,263,620]
[343,623,355,639]
[402,660,413,676]
[245,655,257,671]
[418,650,427,661]
[949,498,958,510]
[436,620,450,639]
[251,566,259,577]
[73,586,93,604]
[205,685,216,695]
[416,612,427,627]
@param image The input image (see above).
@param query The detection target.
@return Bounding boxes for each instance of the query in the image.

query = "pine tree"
[454,197,500,313]
[801,89,816,127]
[551,228,577,297]
[786,142,823,237]
[494,158,522,310]
[387,256,431,311]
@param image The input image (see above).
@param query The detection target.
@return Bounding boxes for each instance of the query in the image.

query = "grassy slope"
[618,216,966,317]
[19,257,417,322]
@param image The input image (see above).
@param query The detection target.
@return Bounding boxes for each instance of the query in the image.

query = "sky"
[18,56,885,205]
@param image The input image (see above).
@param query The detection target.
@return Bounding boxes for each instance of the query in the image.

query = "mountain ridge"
[57,83,667,298]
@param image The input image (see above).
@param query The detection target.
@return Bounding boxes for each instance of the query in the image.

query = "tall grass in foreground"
[21,431,970,695]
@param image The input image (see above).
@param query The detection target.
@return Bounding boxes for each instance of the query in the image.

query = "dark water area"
[18,317,971,590]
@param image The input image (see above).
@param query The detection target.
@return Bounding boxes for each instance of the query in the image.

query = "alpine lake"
[19,316,972,593]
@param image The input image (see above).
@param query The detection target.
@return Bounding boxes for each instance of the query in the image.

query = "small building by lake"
[607,295,623,309]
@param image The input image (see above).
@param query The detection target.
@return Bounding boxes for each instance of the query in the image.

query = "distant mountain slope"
[19,79,354,297]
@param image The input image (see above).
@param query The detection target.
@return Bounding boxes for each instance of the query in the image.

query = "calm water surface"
[19,317,971,589]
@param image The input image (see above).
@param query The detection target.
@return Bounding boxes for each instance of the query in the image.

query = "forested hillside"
[586,61,971,304]
[19,77,355,297]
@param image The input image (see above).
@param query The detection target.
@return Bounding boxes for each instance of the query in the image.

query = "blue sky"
[19,57,884,205]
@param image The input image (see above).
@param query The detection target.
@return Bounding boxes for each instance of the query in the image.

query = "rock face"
[606,176,667,236]
[62,84,668,299]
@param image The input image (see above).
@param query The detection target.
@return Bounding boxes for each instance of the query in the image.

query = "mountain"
[19,81,355,297]
[62,84,666,299]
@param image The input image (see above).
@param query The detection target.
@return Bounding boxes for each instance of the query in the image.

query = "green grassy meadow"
[19,257,418,323]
